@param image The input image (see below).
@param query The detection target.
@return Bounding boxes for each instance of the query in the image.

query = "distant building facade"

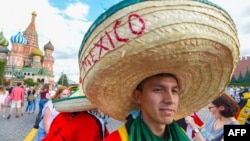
[233,56,250,81]
[0,11,55,85]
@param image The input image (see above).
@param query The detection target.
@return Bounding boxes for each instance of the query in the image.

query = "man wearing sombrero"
[79,0,239,140]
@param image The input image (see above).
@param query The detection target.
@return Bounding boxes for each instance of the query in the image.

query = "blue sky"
[1,0,250,83]
[49,0,119,21]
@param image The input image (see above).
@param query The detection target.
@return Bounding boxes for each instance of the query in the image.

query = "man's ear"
[132,89,142,104]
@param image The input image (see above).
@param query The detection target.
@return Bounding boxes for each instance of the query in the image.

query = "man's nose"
[162,91,175,103]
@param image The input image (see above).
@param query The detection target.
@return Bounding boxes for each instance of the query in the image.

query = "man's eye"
[172,89,179,94]
[153,88,162,92]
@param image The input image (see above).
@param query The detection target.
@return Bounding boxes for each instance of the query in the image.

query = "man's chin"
[160,118,174,125]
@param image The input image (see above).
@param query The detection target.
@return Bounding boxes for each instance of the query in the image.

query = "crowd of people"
[1,82,249,141]
[1,0,249,141]
[0,83,51,119]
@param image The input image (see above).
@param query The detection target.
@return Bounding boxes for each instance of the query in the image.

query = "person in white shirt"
[0,85,9,118]
[36,86,70,141]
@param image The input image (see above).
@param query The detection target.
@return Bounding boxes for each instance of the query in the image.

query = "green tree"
[57,73,69,86]
[0,60,6,85]
[230,75,237,83]
[3,80,10,86]
[24,78,39,86]
[243,67,250,83]
[237,71,244,83]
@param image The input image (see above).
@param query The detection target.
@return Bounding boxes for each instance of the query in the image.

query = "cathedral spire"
[27,11,37,32]
[23,11,38,44]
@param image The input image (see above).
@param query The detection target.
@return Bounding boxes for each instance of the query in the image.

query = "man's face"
[134,76,179,126]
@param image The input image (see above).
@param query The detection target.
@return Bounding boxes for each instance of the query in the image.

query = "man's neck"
[142,118,166,137]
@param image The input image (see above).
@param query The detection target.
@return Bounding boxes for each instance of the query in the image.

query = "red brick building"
[233,56,250,80]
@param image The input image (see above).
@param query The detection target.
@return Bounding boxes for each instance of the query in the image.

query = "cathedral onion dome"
[0,47,9,53]
[32,48,43,56]
[44,41,54,51]
[0,32,9,47]
[32,11,37,16]
[10,31,27,44]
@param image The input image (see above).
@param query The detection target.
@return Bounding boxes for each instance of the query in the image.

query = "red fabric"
[235,111,240,119]
[40,90,49,99]
[191,112,204,138]
[10,86,24,101]
[102,130,122,141]
[191,112,204,126]
[42,112,109,141]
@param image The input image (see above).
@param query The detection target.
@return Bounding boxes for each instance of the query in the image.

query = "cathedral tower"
[43,41,54,76]
[7,32,26,70]
[23,11,39,67]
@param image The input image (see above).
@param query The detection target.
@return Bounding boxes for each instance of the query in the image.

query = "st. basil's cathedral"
[0,11,54,85]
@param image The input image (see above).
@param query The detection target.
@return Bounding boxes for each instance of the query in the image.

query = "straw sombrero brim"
[53,86,96,112]
[79,0,240,121]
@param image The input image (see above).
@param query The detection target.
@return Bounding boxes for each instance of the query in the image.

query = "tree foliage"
[0,60,6,85]
[229,67,250,86]
[243,67,250,83]
[230,75,237,83]
[237,72,244,83]
[3,80,10,86]
[24,78,39,86]
[57,73,69,86]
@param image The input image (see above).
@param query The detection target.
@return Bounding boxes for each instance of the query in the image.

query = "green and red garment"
[103,116,190,141]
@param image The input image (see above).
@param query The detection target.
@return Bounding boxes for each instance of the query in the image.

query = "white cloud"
[0,0,92,83]
[62,2,89,20]
[211,0,250,56]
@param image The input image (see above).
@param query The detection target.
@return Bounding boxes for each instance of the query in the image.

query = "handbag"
[27,93,34,102]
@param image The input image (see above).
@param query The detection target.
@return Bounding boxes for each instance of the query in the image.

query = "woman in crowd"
[36,86,69,141]
[0,85,9,118]
[185,93,240,141]
[25,86,35,114]
[32,86,40,113]
[37,84,50,118]
[20,85,25,116]
[34,84,51,128]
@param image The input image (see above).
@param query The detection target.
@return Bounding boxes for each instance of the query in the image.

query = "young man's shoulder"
[12,86,22,91]
[103,125,127,141]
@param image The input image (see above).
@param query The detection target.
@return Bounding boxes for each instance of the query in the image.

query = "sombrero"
[78,0,240,121]
[53,84,96,112]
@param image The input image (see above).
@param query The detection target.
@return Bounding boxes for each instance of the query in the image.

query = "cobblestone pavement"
[0,101,38,141]
[0,100,211,141]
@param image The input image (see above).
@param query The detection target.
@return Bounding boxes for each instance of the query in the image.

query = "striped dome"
[32,48,43,56]
[10,32,27,44]
[0,32,9,47]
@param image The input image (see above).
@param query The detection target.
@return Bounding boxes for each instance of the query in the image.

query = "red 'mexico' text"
[80,13,146,76]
